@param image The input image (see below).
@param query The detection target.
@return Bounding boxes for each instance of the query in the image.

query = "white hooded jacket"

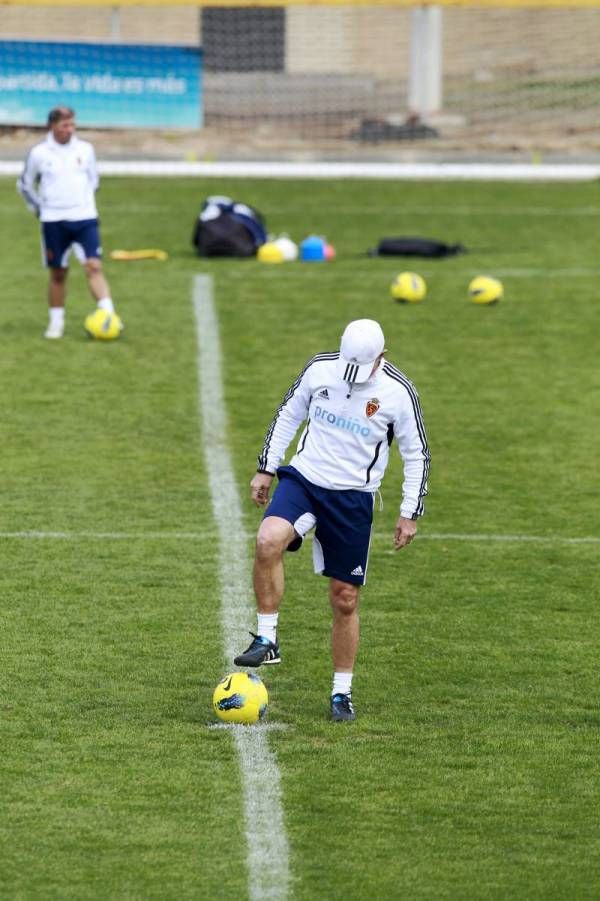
[257,353,430,519]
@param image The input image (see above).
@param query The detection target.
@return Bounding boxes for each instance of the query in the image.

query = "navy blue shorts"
[265,465,375,586]
[41,219,101,269]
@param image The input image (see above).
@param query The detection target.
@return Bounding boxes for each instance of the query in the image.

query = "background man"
[17,106,119,339]
[235,319,431,722]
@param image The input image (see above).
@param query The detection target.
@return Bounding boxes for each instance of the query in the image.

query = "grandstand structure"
[1,1,599,161]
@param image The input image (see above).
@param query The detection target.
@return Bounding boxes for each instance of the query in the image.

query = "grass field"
[2,174,600,900]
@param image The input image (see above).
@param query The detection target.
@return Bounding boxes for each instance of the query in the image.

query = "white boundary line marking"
[193,274,290,901]
[2,160,600,181]
[0,530,213,540]
[1,529,597,546]
[415,533,600,544]
[211,266,600,280]
[209,722,289,732]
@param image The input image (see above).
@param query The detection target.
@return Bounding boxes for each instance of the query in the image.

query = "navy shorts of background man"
[17,105,121,339]
[235,318,431,722]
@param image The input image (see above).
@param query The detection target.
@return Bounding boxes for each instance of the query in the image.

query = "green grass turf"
[1,175,600,899]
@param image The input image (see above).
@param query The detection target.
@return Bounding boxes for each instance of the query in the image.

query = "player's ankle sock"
[332,672,353,696]
[49,307,65,328]
[257,613,278,644]
[97,297,114,313]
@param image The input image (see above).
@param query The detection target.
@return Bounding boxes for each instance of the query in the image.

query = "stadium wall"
[0,6,597,80]
[1,1,599,160]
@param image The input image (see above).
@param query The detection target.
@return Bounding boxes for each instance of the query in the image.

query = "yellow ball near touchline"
[213,672,269,724]
[468,275,504,305]
[390,271,427,303]
[84,308,123,340]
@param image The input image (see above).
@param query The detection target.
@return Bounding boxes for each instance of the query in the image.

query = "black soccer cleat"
[234,632,281,667]
[330,692,356,722]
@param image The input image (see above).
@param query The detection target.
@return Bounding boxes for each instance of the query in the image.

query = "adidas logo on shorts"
[351,565,364,576]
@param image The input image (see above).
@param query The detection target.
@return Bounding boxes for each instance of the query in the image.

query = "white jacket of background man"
[257,353,431,520]
[17,132,99,222]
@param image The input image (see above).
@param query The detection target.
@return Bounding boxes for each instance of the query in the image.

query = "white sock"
[332,672,353,697]
[49,307,65,327]
[257,613,278,644]
[97,297,114,313]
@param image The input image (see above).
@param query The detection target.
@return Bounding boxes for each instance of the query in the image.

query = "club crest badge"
[366,398,380,418]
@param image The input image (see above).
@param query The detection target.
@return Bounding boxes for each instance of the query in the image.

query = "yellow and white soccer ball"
[213,672,269,724]
[84,308,123,340]
[468,275,504,305]
[390,271,427,303]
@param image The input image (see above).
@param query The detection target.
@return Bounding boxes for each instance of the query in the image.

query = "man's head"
[48,106,75,144]
[336,319,386,384]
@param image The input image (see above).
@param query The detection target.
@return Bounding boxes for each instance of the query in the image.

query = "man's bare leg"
[45,267,68,338]
[234,516,294,666]
[48,266,68,307]
[329,578,360,720]
[84,258,111,304]
[330,578,360,672]
[253,516,295,613]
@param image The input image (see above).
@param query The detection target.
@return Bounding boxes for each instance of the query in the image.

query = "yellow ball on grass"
[468,275,504,305]
[213,672,269,724]
[390,271,427,303]
[84,309,123,340]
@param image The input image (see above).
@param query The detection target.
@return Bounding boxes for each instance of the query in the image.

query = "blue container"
[300,235,326,262]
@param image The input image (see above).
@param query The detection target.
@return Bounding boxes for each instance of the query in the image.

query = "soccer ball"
[84,308,123,340]
[213,672,268,724]
[390,271,427,303]
[468,275,504,305]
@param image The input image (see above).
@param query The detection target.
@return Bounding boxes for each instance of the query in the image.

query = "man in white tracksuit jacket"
[17,105,119,339]
[234,318,430,721]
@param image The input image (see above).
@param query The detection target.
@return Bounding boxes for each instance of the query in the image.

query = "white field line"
[202,266,600,280]
[0,530,214,540]
[209,722,289,732]
[193,274,290,901]
[0,529,598,546]
[2,161,600,181]
[415,533,600,544]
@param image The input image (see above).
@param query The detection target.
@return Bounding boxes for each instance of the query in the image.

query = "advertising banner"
[0,40,202,128]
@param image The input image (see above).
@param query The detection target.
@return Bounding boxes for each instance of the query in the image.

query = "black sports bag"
[192,196,267,257]
[369,236,466,258]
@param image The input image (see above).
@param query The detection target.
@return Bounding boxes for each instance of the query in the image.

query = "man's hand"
[250,472,274,507]
[394,516,417,550]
